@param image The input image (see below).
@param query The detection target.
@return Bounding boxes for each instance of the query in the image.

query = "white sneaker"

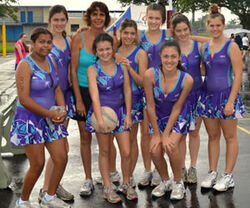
[151,169,162,186]
[151,180,172,198]
[110,171,121,183]
[170,181,186,200]
[15,199,33,208]
[138,170,152,186]
[213,173,235,192]
[201,171,218,188]
[40,195,71,208]
[79,179,94,196]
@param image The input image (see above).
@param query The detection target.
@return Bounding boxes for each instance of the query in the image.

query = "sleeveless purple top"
[181,41,202,91]
[140,29,167,68]
[203,40,233,92]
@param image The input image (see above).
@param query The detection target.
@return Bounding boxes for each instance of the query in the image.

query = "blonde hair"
[207,4,225,25]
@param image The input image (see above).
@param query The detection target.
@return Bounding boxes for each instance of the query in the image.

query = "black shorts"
[243,45,249,51]
[72,86,92,121]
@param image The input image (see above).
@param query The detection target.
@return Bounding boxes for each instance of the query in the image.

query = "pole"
[2,24,6,57]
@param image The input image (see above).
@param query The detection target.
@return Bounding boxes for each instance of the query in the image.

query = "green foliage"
[0,0,19,22]
[0,42,15,53]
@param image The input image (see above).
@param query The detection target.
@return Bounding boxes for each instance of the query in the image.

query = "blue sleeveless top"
[77,32,97,87]
[49,38,71,92]
[181,40,202,91]
[203,40,233,92]
[17,55,58,110]
[139,29,167,68]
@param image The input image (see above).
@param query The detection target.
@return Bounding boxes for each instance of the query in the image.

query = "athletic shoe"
[138,170,152,186]
[40,195,71,208]
[121,183,138,200]
[213,173,235,192]
[201,171,218,188]
[15,199,33,208]
[94,176,103,184]
[130,176,136,188]
[110,171,121,183]
[151,169,161,186]
[187,167,197,183]
[56,184,74,201]
[38,189,46,204]
[170,181,186,200]
[181,168,188,182]
[79,179,94,196]
[103,186,122,204]
[151,180,172,198]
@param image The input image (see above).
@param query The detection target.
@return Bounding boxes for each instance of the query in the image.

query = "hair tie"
[165,37,174,41]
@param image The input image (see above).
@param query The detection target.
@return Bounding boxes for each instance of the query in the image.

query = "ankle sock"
[44,193,56,201]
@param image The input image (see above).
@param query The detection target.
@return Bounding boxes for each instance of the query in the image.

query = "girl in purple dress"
[144,40,194,200]
[39,5,75,203]
[116,19,148,186]
[10,27,70,208]
[85,33,137,203]
[199,4,245,192]
[171,13,203,183]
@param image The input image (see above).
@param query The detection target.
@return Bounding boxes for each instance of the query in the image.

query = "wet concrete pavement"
[1,54,250,208]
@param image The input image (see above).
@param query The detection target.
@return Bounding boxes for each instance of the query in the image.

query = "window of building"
[71,24,79,32]
[27,11,33,23]
[20,11,26,23]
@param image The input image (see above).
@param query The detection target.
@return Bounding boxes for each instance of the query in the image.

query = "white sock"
[44,193,56,201]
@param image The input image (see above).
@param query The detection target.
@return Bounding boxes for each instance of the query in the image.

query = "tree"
[117,0,250,29]
[0,0,19,22]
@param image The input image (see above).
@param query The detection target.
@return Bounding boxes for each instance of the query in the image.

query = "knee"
[80,134,92,147]
[99,148,110,159]
[151,147,163,161]
[53,153,68,167]
[224,133,237,143]
[30,159,45,175]
[208,132,221,141]
[120,149,130,160]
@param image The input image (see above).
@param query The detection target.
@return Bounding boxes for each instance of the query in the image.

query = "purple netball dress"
[139,29,167,68]
[198,40,245,119]
[85,60,129,133]
[149,68,195,134]
[181,40,203,117]
[49,38,76,119]
[118,46,144,125]
[10,56,68,146]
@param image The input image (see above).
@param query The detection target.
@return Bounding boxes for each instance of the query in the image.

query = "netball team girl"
[144,40,194,200]
[116,19,148,186]
[85,33,137,203]
[10,27,70,208]
[171,13,203,183]
[138,2,167,187]
[39,5,75,203]
[199,4,245,191]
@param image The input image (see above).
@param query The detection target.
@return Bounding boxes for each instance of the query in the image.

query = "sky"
[16,0,238,23]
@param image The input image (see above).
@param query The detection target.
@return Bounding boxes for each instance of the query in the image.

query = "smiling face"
[120,26,137,46]
[160,46,180,72]
[96,40,113,63]
[146,10,162,31]
[207,17,225,39]
[49,12,68,34]
[90,7,106,29]
[31,34,52,57]
[174,22,191,42]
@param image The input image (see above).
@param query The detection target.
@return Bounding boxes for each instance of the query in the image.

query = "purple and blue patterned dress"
[85,60,129,133]
[198,40,245,119]
[118,46,144,125]
[49,37,76,119]
[10,56,68,146]
[149,68,195,134]
[181,40,203,117]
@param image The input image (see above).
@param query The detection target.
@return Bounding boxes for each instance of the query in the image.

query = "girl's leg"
[188,117,202,167]
[21,144,45,200]
[129,123,139,177]
[203,118,221,171]
[78,121,92,179]
[45,138,68,196]
[220,119,239,173]
[96,133,112,188]
[115,131,131,184]
[109,136,117,173]
[140,111,151,171]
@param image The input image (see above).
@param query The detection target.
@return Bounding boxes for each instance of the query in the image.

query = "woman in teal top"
[71,1,111,196]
